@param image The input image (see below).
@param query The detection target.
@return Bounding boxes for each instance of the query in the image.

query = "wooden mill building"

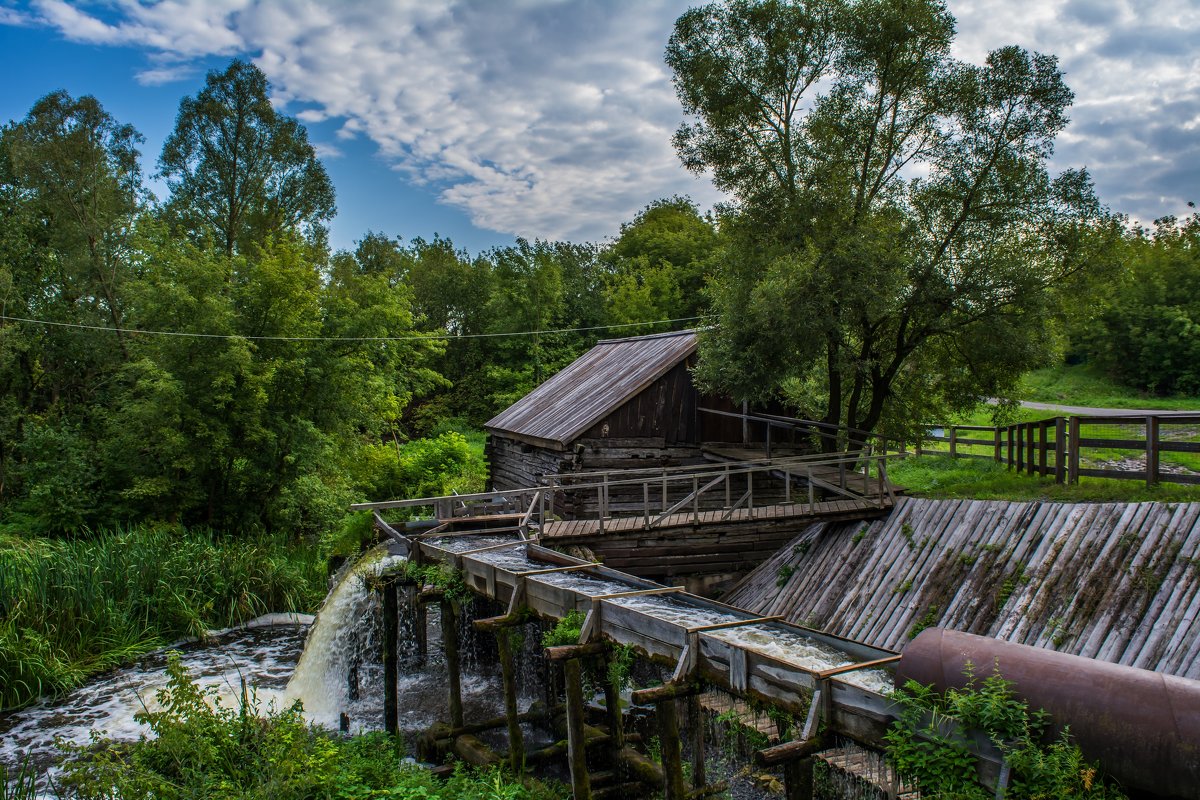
[486,330,713,490]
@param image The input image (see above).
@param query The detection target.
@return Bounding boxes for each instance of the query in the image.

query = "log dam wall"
[726,498,1200,679]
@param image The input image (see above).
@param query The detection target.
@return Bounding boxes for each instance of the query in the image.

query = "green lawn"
[888,455,1200,502]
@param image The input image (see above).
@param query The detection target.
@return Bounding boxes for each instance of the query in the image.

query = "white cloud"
[949,0,1200,221]
[9,0,1199,237]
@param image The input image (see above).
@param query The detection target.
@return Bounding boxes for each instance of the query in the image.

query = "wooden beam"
[657,698,687,800]
[631,681,702,705]
[545,641,609,661]
[382,578,399,735]
[688,693,706,790]
[442,598,463,729]
[497,629,525,773]
[755,738,821,767]
[564,658,592,800]
[685,615,783,634]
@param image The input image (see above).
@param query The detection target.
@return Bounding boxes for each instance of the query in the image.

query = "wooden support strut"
[382,577,399,736]
[497,628,525,773]
[442,598,464,729]
[657,695,687,800]
[564,658,592,800]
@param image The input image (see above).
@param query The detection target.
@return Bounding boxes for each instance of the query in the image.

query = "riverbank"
[0,525,326,711]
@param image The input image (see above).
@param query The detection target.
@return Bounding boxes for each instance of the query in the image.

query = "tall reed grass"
[0,525,325,710]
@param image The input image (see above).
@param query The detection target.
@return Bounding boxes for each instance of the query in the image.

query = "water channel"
[1,540,891,798]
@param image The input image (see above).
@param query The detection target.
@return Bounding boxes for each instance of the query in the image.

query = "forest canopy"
[0,63,718,535]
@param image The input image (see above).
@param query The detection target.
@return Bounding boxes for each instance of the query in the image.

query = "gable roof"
[485,329,698,449]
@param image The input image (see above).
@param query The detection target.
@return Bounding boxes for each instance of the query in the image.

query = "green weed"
[0,526,324,711]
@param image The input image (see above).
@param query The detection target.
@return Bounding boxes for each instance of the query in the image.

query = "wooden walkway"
[541,497,889,539]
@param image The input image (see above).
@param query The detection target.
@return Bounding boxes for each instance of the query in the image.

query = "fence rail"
[920,414,1200,487]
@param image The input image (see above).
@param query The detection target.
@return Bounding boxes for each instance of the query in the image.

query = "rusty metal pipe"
[897,628,1200,798]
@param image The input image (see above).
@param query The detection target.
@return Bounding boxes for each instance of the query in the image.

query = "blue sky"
[2,1,1198,256]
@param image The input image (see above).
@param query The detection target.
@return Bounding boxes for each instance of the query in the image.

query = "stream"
[1,541,881,799]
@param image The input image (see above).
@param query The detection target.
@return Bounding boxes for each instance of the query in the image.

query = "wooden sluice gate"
[376,515,926,800]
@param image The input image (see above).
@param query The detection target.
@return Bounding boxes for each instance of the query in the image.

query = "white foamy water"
[0,622,308,778]
[282,545,407,729]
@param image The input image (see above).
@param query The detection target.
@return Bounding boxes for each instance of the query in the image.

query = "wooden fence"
[919,414,1200,487]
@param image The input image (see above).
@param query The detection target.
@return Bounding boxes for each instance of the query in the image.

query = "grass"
[0,525,325,711]
[888,455,1200,502]
[1019,364,1200,411]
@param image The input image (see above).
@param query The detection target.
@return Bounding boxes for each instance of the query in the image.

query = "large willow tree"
[668,0,1110,447]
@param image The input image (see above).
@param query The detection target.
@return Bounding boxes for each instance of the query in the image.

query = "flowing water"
[0,619,309,778]
[1,533,889,800]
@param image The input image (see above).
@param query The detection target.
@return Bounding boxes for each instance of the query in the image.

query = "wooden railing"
[542,451,899,533]
[353,451,902,536]
[920,414,1200,487]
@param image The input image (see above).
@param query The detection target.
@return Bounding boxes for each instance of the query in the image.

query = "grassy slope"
[888,455,1200,502]
[1019,365,1200,411]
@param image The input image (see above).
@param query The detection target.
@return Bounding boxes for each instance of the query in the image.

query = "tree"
[159,60,335,257]
[0,92,144,528]
[602,196,718,330]
[668,0,1108,447]
[1080,211,1200,395]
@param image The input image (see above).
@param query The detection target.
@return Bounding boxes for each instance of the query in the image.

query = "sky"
[1,0,1197,256]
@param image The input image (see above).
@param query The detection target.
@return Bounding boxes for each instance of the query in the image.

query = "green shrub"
[885,669,1126,799]
[541,610,586,648]
[53,653,566,799]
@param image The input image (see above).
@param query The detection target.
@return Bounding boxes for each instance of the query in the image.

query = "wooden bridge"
[354,451,900,588]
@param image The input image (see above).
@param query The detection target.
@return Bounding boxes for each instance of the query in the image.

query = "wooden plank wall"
[726,498,1200,679]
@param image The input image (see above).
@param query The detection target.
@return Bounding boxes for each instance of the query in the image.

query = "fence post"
[1054,417,1066,484]
[1146,415,1160,487]
[1038,422,1049,476]
[1068,417,1080,484]
[994,428,1002,463]
[949,427,958,459]
[1007,426,1014,470]
[1015,425,1024,473]
[1027,424,1036,474]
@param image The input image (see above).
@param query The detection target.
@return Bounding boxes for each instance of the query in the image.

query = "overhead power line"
[0,313,712,343]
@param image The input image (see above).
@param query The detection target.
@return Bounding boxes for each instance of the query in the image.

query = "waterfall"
[283,545,407,729]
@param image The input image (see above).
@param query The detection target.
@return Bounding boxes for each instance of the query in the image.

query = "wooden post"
[656,698,687,800]
[497,630,525,772]
[1038,422,1048,476]
[994,427,1002,463]
[604,654,625,754]
[414,596,428,666]
[1026,424,1036,474]
[644,482,651,528]
[692,474,699,524]
[564,658,592,800]
[1054,417,1066,484]
[1007,426,1014,470]
[783,757,815,800]
[383,578,399,735]
[1068,417,1081,484]
[1015,425,1023,472]
[1146,415,1160,487]
[949,426,958,459]
[442,598,464,729]
[688,693,706,791]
